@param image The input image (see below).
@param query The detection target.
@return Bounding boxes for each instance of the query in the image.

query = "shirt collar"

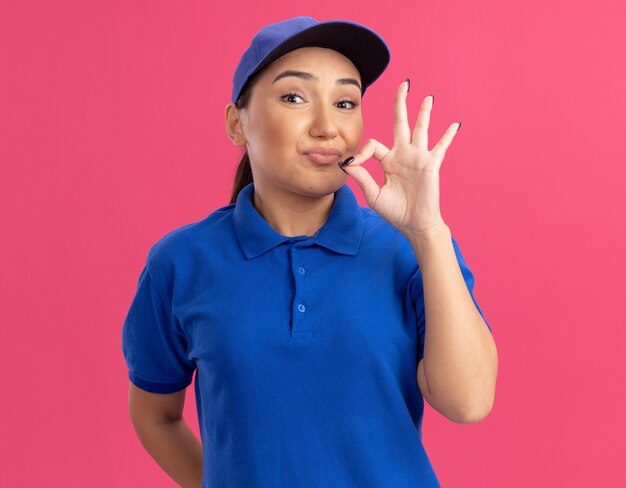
[233,182,364,259]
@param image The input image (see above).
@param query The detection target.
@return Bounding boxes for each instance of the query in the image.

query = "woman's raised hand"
[339,79,461,241]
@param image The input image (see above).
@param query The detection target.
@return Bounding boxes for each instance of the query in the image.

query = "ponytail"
[229,151,254,204]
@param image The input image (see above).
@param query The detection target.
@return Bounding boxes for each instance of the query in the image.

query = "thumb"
[339,161,380,208]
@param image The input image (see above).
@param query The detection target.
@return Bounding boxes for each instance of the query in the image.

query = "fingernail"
[457,121,462,132]
[338,161,349,174]
[430,93,435,105]
[341,156,355,167]
[405,77,411,92]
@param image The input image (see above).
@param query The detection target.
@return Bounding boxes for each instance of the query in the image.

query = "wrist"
[406,223,451,261]
[405,221,450,244]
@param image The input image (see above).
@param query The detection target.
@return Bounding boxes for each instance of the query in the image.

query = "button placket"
[289,244,313,341]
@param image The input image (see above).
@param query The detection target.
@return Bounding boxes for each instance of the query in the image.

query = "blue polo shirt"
[122,181,492,487]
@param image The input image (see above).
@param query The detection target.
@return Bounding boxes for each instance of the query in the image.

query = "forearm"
[409,224,497,422]
[132,418,203,488]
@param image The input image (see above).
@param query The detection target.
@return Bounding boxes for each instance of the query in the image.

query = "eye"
[280,91,306,104]
[336,99,359,110]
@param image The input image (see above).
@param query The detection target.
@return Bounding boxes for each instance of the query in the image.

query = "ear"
[225,103,247,147]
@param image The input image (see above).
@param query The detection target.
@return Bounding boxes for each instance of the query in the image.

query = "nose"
[309,103,338,139]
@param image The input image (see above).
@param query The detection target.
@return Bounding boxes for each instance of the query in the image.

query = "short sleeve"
[121,259,196,394]
[408,235,492,363]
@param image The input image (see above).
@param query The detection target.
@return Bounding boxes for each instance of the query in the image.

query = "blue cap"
[231,16,391,104]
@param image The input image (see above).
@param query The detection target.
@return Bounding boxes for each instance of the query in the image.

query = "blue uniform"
[122,181,492,487]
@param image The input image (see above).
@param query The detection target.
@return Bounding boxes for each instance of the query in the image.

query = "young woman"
[122,16,497,488]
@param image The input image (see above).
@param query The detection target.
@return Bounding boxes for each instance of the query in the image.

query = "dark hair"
[228,73,261,204]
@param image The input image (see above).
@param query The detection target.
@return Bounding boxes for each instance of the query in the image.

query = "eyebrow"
[271,70,362,92]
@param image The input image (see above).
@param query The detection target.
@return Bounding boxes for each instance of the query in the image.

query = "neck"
[252,182,336,237]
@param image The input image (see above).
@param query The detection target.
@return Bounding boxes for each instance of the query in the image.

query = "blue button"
[297,304,306,312]
[298,267,306,275]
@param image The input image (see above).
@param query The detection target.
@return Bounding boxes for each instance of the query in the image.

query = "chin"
[287,174,344,198]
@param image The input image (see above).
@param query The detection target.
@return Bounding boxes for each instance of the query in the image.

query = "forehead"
[262,47,360,79]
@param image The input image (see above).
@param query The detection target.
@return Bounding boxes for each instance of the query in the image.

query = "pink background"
[2,0,625,486]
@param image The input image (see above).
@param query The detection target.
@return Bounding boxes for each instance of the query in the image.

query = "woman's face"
[233,46,364,197]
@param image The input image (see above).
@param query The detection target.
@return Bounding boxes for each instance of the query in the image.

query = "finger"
[431,122,461,158]
[349,137,391,167]
[339,137,390,207]
[339,162,380,208]
[412,95,433,150]
[393,79,411,145]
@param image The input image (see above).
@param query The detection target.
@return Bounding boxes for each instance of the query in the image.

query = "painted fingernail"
[405,77,411,92]
[341,156,355,167]
[457,122,462,132]
[338,161,349,174]
[430,94,435,105]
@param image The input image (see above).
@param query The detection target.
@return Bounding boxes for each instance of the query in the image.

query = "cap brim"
[246,21,390,95]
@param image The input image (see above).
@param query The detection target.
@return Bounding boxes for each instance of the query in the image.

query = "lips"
[305,153,342,165]
[303,147,342,165]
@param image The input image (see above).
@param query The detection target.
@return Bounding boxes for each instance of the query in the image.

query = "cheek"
[245,114,301,177]
[272,115,302,144]
[250,112,298,149]
[344,119,363,148]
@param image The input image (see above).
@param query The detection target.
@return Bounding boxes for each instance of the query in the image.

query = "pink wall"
[2,0,625,486]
